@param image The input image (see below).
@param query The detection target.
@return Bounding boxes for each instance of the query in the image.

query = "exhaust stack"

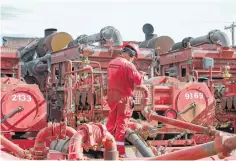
[44,28,57,37]
[143,23,157,41]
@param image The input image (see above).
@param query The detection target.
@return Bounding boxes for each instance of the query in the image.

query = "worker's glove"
[140,71,148,80]
[139,71,146,75]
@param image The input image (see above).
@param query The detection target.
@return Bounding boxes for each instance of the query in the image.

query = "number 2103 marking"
[12,94,32,102]
[184,92,204,100]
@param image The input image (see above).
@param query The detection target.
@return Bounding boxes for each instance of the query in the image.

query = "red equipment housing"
[158,40,236,132]
[1,78,47,132]
[159,44,236,80]
[137,76,215,126]
[0,47,47,150]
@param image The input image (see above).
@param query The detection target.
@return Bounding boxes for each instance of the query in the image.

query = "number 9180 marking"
[12,94,32,102]
[184,92,204,100]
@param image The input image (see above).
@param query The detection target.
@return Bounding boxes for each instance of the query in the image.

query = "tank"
[36,31,73,57]
[0,77,47,131]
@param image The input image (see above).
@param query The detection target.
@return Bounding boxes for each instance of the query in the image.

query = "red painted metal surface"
[51,44,154,74]
[160,44,236,78]
[158,41,236,131]
[0,47,21,79]
[68,129,87,160]
[0,51,49,153]
[1,77,47,132]
[135,76,216,128]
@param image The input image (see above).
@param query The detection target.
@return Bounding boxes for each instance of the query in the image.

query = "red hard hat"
[122,42,140,59]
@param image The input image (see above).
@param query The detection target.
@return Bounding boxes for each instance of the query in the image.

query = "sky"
[1,0,236,45]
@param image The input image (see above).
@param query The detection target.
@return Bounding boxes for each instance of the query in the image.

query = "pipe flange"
[77,124,96,147]
[181,37,193,48]
[100,26,115,42]
[125,128,136,140]
[46,122,53,139]
[51,123,57,137]
[51,122,65,140]
[93,123,108,143]
[208,30,220,44]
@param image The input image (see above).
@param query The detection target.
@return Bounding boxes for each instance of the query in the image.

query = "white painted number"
[12,94,32,102]
[184,92,204,100]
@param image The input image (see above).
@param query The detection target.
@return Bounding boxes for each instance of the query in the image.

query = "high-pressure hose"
[124,85,156,157]
[125,128,155,157]
[123,134,236,160]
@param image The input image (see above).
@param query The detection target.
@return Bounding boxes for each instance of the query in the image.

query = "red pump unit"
[0,47,47,150]
[138,76,215,126]
[138,24,236,133]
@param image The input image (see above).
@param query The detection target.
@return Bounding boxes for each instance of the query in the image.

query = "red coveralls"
[106,56,144,156]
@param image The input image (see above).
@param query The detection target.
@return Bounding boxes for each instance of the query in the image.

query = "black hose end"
[182,37,193,48]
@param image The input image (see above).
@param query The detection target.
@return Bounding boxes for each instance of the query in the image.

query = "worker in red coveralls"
[106,43,145,158]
